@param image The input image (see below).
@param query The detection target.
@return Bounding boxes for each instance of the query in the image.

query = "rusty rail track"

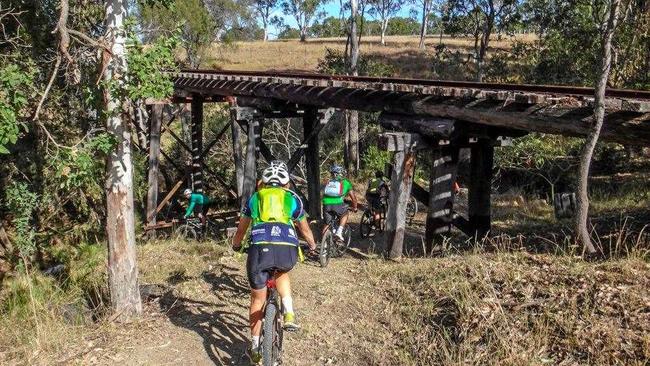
[180,69,650,100]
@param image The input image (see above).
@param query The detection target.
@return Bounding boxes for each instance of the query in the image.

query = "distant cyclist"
[366,170,389,225]
[231,164,318,363]
[322,164,358,241]
[182,189,215,226]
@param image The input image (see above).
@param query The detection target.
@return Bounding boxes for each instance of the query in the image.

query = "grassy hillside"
[205,34,537,79]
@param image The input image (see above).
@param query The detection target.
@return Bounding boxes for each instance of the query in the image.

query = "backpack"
[324,180,345,197]
[367,178,383,194]
[257,188,291,224]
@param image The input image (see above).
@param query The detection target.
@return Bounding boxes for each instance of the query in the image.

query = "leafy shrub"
[5,182,38,259]
[317,48,395,77]
[0,63,34,154]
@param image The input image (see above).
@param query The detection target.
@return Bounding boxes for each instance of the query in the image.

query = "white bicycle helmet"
[262,165,290,186]
[183,188,192,196]
[330,164,345,175]
[269,160,288,171]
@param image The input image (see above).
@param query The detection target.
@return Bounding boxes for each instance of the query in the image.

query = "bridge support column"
[380,133,418,260]
[303,108,321,219]
[241,117,260,208]
[190,96,204,193]
[468,138,494,239]
[146,104,163,231]
[229,107,244,197]
[424,145,460,253]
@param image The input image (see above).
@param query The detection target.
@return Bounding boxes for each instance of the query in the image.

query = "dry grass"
[366,252,650,365]
[205,34,537,78]
[0,239,229,365]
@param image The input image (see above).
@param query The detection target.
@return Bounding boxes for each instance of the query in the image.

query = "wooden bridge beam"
[190,96,204,193]
[380,132,418,260]
[230,107,245,197]
[468,138,494,239]
[424,145,460,253]
[241,117,260,208]
[303,108,321,219]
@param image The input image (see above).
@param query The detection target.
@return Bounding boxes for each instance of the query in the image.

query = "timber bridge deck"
[144,69,650,256]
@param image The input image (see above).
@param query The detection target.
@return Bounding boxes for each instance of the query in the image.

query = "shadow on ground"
[159,265,251,365]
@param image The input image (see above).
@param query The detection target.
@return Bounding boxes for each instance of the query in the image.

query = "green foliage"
[5,182,38,258]
[126,23,179,100]
[140,0,216,67]
[54,134,115,193]
[362,144,391,177]
[277,26,302,39]
[317,48,395,77]
[0,63,34,154]
[495,134,582,196]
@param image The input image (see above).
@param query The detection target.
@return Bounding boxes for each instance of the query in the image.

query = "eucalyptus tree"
[368,0,406,45]
[281,0,326,41]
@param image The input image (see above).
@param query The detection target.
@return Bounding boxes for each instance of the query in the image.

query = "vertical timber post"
[230,105,244,197]
[190,96,204,193]
[424,145,459,253]
[146,104,163,232]
[303,108,321,219]
[241,117,259,208]
[381,133,417,260]
[468,138,494,239]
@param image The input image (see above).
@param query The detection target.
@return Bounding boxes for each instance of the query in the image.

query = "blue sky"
[267,1,417,38]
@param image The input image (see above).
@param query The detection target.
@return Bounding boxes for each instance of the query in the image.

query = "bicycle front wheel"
[174,224,198,241]
[262,301,282,366]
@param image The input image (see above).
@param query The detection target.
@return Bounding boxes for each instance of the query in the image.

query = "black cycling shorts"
[246,244,298,290]
[323,203,348,225]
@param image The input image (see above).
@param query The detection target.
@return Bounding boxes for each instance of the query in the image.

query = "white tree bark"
[381,18,388,45]
[104,0,142,321]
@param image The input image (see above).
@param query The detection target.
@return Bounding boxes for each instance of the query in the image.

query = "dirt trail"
[83,249,389,366]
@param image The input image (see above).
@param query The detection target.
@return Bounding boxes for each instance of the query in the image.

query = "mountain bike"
[319,209,352,267]
[260,271,284,366]
[406,196,418,224]
[174,217,220,241]
[359,198,386,238]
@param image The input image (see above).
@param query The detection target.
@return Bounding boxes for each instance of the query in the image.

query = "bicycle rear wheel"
[262,301,282,366]
[319,231,332,268]
[406,197,418,223]
[360,210,374,238]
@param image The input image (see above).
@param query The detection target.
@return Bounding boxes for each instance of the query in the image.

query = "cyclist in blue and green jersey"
[231,164,317,363]
[322,164,358,242]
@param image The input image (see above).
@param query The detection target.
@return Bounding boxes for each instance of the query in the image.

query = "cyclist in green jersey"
[232,164,317,363]
[182,189,215,226]
[322,164,358,242]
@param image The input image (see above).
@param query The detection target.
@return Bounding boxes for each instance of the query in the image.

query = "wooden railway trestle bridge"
[143,69,650,257]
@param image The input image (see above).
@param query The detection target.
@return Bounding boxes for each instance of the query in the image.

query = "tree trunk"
[343,0,360,175]
[104,0,142,321]
[574,0,621,255]
[381,18,388,46]
[300,26,307,42]
[349,0,360,74]
[345,111,360,175]
[146,104,163,229]
[263,22,268,42]
[419,0,429,49]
